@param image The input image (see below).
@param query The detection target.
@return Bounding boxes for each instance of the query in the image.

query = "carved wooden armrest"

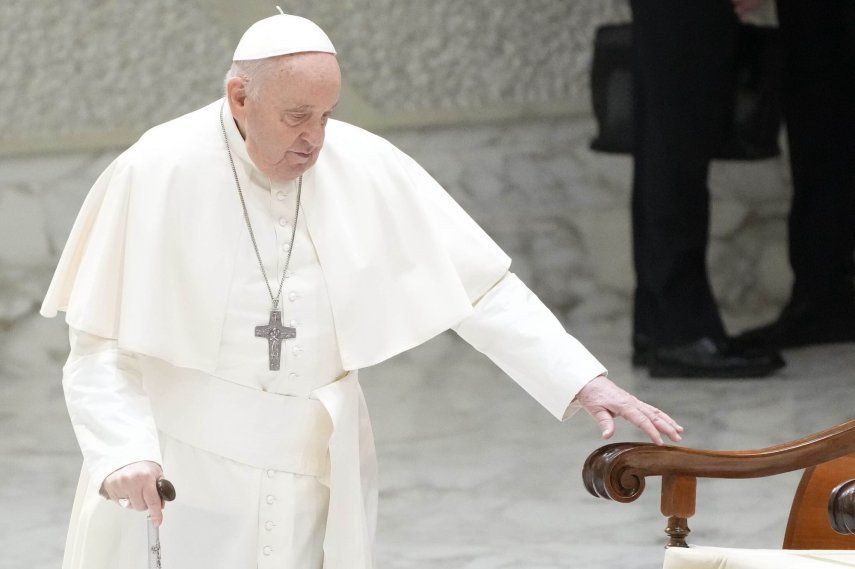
[582,418,855,548]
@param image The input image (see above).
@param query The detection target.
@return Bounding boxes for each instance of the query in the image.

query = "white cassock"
[42,98,607,569]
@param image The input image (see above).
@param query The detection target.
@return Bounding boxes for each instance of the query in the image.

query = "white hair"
[223,57,286,101]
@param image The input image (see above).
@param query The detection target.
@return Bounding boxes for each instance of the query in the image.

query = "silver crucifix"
[255,309,296,370]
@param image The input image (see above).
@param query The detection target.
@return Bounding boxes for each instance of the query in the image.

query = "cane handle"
[156,478,176,502]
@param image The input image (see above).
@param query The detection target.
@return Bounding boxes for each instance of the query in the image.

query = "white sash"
[141,362,333,476]
[141,361,378,569]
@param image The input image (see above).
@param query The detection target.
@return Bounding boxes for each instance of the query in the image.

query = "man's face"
[228,52,341,183]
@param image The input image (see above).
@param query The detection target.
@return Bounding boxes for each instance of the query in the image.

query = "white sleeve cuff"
[558,370,607,421]
[452,271,607,422]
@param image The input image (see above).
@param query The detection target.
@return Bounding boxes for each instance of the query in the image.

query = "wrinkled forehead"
[260,53,341,107]
[275,52,341,80]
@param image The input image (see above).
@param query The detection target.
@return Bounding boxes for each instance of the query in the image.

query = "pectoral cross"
[255,310,296,370]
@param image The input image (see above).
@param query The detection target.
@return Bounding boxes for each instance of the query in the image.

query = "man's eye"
[287,114,307,121]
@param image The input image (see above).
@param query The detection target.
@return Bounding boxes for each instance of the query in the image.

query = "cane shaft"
[147,517,162,569]
[147,478,175,569]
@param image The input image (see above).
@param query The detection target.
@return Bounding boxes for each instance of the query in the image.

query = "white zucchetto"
[232,9,336,61]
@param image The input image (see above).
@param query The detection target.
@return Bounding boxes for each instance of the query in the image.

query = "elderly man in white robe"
[40,12,683,569]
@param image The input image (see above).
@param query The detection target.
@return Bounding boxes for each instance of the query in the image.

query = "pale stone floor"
[3,316,854,569]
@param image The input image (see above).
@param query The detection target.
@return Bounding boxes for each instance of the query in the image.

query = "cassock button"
[266,495,275,504]
[276,192,287,201]
[266,469,275,478]
[263,546,273,556]
[278,217,288,227]
[289,372,299,380]
[265,520,275,531]
[288,292,297,301]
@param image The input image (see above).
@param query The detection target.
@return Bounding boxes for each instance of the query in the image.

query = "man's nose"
[301,120,324,147]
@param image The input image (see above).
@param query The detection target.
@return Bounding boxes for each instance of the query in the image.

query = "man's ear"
[226,76,249,119]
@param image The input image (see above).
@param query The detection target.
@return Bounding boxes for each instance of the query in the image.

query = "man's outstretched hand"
[574,375,683,445]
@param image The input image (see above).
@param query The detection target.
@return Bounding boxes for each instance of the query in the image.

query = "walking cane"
[99,477,177,568]
[148,478,176,569]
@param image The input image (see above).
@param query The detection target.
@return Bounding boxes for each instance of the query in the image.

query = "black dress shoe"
[733,300,855,350]
[648,337,785,378]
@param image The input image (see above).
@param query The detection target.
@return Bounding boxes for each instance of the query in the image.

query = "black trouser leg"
[630,0,738,346]
[776,0,855,307]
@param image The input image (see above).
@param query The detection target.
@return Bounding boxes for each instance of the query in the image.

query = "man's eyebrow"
[283,103,337,113]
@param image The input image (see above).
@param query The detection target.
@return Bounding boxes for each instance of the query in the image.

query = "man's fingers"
[641,403,684,435]
[590,408,615,439]
[102,485,117,502]
[642,406,682,442]
[623,406,663,445]
[142,481,164,527]
[578,378,683,445]
[654,408,683,432]
[128,487,148,512]
[652,414,682,442]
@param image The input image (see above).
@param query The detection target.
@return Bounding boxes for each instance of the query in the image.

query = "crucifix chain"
[220,100,301,370]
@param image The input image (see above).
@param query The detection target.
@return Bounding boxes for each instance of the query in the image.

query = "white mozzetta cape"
[40,98,511,372]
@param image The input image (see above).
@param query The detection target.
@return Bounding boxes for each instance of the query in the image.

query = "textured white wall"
[0,0,233,154]
[0,0,630,154]
[287,1,630,113]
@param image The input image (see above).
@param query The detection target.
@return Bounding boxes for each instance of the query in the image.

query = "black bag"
[589,22,784,160]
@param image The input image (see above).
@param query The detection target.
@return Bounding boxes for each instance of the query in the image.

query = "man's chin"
[268,162,312,184]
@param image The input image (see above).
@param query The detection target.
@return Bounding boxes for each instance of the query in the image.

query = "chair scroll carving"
[583,418,855,548]
[830,478,855,535]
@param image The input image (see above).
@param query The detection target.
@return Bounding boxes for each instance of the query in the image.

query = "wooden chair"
[582,418,855,549]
